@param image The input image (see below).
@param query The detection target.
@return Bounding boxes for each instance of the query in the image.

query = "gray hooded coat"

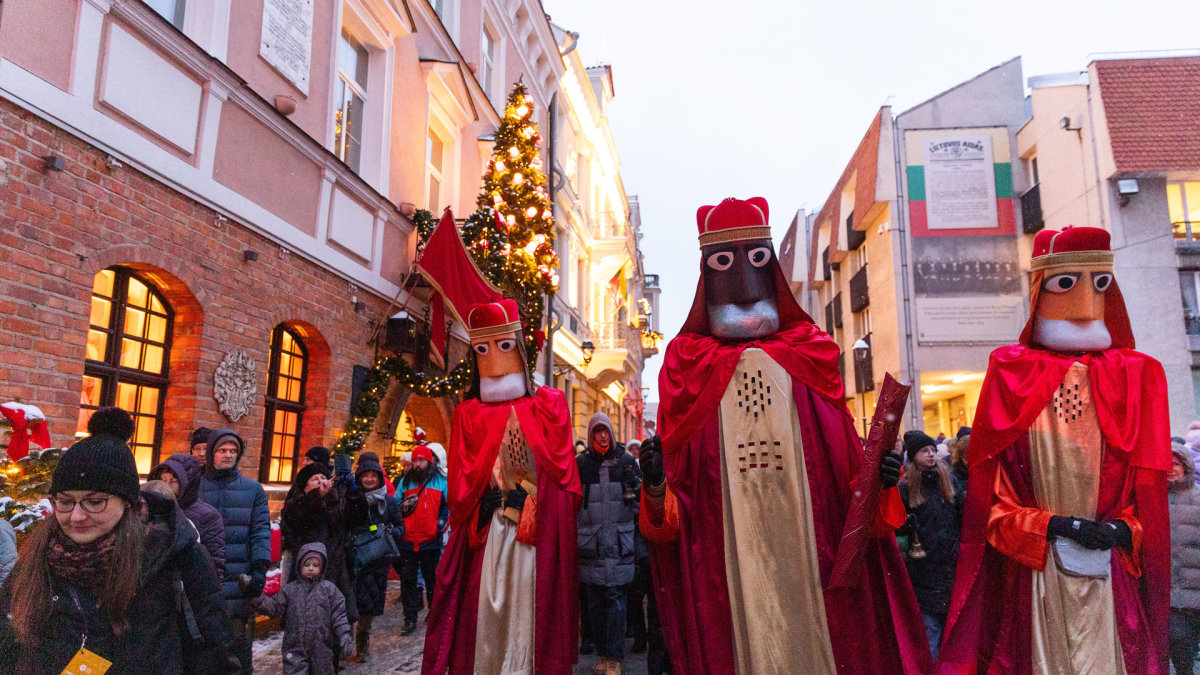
[575,412,641,587]
[253,543,354,675]
[1170,443,1200,610]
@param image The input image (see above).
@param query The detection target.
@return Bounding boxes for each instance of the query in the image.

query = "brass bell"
[906,514,927,560]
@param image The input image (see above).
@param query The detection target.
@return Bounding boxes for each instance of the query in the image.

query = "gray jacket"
[0,519,15,586]
[253,543,353,675]
[1171,444,1200,610]
[575,412,640,587]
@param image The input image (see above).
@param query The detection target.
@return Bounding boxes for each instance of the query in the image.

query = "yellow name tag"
[61,647,111,674]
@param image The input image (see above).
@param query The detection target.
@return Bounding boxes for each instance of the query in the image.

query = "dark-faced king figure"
[637,197,931,674]
[937,226,1171,674]
[423,300,581,675]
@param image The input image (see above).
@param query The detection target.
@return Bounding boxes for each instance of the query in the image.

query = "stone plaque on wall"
[260,0,314,95]
[214,349,257,423]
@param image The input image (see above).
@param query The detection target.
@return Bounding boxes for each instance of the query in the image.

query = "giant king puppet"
[937,226,1171,674]
[422,300,581,675]
[637,197,931,674]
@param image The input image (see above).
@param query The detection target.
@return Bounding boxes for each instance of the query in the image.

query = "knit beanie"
[956,426,972,439]
[294,462,331,492]
[190,427,212,448]
[52,407,141,504]
[305,446,332,466]
[903,430,937,462]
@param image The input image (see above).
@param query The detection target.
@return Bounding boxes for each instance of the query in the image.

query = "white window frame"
[333,29,370,173]
[425,128,446,211]
[480,18,499,106]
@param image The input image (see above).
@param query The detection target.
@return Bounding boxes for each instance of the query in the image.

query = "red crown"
[1031,226,1113,271]
[466,299,522,339]
[696,197,771,247]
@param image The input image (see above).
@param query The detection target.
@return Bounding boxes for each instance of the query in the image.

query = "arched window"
[78,267,173,474]
[261,325,307,483]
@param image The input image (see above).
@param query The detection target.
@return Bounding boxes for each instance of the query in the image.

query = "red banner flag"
[416,209,504,363]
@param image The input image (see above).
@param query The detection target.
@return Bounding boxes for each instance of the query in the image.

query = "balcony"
[1175,221,1200,251]
[591,211,634,283]
[644,274,660,289]
[1021,185,1045,234]
[849,264,869,313]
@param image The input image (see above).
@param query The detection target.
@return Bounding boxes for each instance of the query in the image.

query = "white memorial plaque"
[923,136,998,231]
[915,296,1024,344]
[260,0,314,95]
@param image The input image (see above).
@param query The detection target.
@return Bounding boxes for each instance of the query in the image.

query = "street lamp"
[852,338,870,437]
[581,340,595,366]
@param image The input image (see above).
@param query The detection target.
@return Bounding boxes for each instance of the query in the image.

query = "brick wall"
[0,99,396,481]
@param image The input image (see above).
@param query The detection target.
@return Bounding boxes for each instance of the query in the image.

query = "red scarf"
[47,527,118,595]
[657,322,846,453]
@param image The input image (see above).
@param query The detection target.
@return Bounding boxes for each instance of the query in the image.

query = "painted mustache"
[708,299,781,340]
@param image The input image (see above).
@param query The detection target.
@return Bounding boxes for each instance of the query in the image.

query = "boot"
[605,659,622,675]
[349,618,370,663]
[591,657,609,675]
[401,618,418,636]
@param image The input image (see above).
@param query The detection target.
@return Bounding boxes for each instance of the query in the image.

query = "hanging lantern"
[512,173,524,186]
[508,147,519,158]
[517,105,529,117]
[542,209,552,219]
[493,194,504,206]
[495,160,506,172]
[506,214,516,226]
[525,206,538,218]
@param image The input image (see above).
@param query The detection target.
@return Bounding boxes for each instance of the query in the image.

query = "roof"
[1093,56,1200,173]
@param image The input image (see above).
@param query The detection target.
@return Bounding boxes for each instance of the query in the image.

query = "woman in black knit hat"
[0,407,238,674]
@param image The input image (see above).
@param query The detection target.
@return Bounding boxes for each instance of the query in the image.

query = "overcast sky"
[541,0,1200,402]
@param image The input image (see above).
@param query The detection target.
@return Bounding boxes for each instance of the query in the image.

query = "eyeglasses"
[49,496,113,514]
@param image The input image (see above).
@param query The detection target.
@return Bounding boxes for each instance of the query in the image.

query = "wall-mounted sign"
[922,136,998,232]
[260,0,314,95]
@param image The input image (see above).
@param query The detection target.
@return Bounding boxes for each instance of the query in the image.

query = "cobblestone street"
[251,581,649,674]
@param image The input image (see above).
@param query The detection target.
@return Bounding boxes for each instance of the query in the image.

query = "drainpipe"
[891,112,921,430]
[543,92,560,388]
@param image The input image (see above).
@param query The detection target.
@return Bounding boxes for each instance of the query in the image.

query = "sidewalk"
[250,581,649,674]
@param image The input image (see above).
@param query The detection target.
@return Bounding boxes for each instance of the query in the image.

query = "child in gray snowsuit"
[253,542,354,674]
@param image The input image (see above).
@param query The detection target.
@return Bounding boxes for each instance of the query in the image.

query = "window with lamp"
[1169,181,1200,240]
[333,29,369,173]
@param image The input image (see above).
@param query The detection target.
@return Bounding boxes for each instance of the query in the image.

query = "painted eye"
[1092,273,1113,292]
[1043,273,1080,293]
[747,247,772,268]
[706,252,734,271]
[473,343,490,356]
[496,339,517,352]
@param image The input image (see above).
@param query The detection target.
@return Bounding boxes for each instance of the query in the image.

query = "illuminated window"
[78,267,173,474]
[1169,181,1200,240]
[261,326,308,483]
[333,29,368,172]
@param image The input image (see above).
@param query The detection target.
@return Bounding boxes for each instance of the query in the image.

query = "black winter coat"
[151,453,226,579]
[898,467,965,615]
[198,430,272,618]
[345,489,405,617]
[0,492,238,674]
[281,488,359,624]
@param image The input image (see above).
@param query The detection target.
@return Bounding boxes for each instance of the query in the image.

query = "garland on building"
[461,81,559,365]
[413,208,438,255]
[331,355,473,456]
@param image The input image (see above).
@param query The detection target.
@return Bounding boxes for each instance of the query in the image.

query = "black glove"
[239,570,266,597]
[401,494,419,517]
[639,435,664,487]
[1047,515,1116,550]
[622,463,641,489]
[477,487,502,531]
[879,451,903,490]
[1104,519,1134,548]
[504,485,528,510]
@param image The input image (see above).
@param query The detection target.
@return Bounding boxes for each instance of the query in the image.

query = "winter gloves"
[478,487,502,531]
[879,452,903,490]
[1047,515,1134,550]
[638,435,665,487]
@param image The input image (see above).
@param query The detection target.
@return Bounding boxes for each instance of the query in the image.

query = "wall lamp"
[580,340,595,366]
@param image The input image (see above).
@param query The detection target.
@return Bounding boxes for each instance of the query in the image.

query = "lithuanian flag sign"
[905,128,1017,237]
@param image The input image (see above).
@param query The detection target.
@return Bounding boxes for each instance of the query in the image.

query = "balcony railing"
[1174,220,1200,243]
[849,264,869,313]
[593,321,634,350]
[1021,184,1045,234]
[644,274,660,289]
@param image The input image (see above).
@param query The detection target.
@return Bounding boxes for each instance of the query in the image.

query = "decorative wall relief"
[214,349,257,422]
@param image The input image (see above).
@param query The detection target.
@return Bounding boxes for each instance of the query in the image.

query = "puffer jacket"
[281,473,358,624]
[254,543,354,675]
[198,430,271,618]
[0,491,238,674]
[898,464,965,616]
[151,453,226,579]
[576,412,640,587]
[1170,444,1200,610]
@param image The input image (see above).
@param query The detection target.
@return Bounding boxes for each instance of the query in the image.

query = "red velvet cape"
[421,386,581,675]
[650,260,931,673]
[936,345,1171,674]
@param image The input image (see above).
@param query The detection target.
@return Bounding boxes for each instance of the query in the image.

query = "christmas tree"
[461,81,559,365]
